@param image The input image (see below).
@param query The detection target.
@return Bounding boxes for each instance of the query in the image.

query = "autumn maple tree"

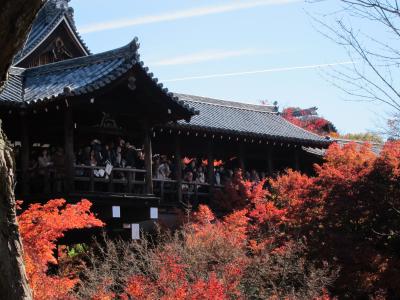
[17,199,103,300]
[263,141,400,297]
[78,180,334,299]
[202,140,400,298]
[282,107,337,136]
[16,141,400,299]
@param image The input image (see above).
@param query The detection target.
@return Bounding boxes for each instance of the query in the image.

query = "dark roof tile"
[169,93,330,146]
[0,40,197,117]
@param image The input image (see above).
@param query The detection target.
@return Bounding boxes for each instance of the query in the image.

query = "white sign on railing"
[112,206,120,218]
[131,224,140,240]
[150,207,158,219]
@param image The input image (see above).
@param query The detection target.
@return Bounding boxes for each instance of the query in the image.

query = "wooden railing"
[17,165,224,203]
[153,179,223,203]
[74,165,147,194]
[73,165,224,203]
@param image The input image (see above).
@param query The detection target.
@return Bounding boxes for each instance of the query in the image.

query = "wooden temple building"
[0,0,331,237]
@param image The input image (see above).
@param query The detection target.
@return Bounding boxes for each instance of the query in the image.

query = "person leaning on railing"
[37,147,53,193]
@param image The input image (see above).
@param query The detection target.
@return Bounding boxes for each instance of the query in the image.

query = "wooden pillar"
[64,107,74,192]
[144,124,153,194]
[239,143,245,171]
[174,136,182,202]
[20,112,29,196]
[207,141,214,197]
[268,147,274,175]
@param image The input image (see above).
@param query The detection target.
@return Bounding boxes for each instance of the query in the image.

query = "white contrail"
[162,61,355,82]
[150,49,269,66]
[80,0,301,34]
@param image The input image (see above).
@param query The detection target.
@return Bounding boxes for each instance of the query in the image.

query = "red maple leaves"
[18,199,103,300]
[17,140,400,299]
[282,107,336,136]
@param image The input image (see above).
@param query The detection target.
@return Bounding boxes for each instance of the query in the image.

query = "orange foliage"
[211,141,400,297]
[18,199,103,300]
[201,159,224,167]
[21,140,400,299]
[123,270,230,300]
[190,205,249,250]
[183,157,193,165]
[122,206,248,300]
[282,107,336,135]
[266,142,400,297]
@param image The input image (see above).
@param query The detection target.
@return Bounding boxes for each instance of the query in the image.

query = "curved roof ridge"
[174,93,278,114]
[1,37,198,118]
[25,38,139,76]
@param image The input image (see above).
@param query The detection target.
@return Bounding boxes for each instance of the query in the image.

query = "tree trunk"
[0,2,43,298]
[0,123,32,299]
[0,0,43,85]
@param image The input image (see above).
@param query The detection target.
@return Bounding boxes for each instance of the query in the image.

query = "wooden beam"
[20,112,29,196]
[144,124,153,194]
[174,135,182,203]
[64,107,74,192]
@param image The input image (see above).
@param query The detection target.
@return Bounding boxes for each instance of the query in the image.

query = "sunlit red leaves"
[201,159,224,167]
[122,206,248,300]
[123,271,230,300]
[189,273,228,300]
[18,140,400,299]
[282,107,334,136]
[315,142,376,187]
[189,205,249,253]
[192,204,215,225]
[18,199,103,300]
[373,140,400,180]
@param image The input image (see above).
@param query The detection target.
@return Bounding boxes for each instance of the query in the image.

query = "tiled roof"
[176,94,278,113]
[168,94,331,146]
[0,39,197,116]
[13,0,90,65]
[0,69,24,103]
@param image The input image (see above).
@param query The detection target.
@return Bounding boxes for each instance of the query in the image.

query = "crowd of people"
[13,145,67,193]
[153,156,268,186]
[15,137,270,194]
[76,139,145,171]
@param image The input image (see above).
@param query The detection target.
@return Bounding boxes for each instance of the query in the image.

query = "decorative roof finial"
[53,0,70,10]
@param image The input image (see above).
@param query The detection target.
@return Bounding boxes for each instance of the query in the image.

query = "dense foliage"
[76,206,334,300]
[17,199,103,299]
[18,141,400,299]
[282,107,337,136]
[265,141,400,298]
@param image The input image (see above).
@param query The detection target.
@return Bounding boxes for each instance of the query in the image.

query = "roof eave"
[160,122,332,147]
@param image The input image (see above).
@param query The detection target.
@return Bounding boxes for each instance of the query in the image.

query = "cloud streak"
[80,0,301,34]
[162,61,355,82]
[150,49,269,66]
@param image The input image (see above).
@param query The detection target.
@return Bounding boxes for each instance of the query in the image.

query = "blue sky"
[70,0,385,134]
